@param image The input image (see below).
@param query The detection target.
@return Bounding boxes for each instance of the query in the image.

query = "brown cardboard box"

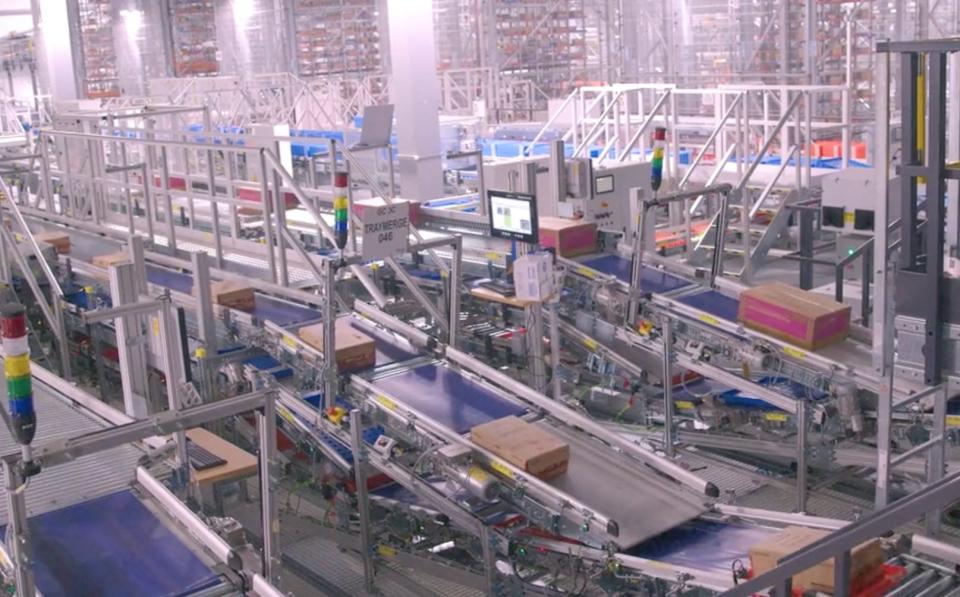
[470,416,569,480]
[92,251,131,268]
[206,280,256,312]
[298,317,376,372]
[34,231,70,255]
[538,217,597,257]
[738,282,851,351]
[748,526,884,594]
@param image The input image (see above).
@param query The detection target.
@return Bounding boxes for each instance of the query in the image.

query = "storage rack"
[292,0,382,77]
[494,0,588,101]
[169,0,219,77]
[433,0,482,71]
[76,0,120,98]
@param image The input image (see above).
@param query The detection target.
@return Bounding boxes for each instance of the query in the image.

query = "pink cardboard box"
[738,282,850,351]
[538,217,597,257]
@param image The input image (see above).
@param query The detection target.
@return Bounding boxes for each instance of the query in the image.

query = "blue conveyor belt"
[4,490,220,597]
[251,295,320,326]
[348,320,420,366]
[375,364,526,434]
[146,265,193,294]
[580,255,692,294]
[676,290,740,322]
[628,519,776,573]
[146,266,322,326]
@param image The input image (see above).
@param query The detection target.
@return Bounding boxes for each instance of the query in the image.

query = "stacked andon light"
[651,127,666,193]
[334,171,349,251]
[1,304,36,447]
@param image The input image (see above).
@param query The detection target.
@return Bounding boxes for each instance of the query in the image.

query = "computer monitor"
[488,190,539,244]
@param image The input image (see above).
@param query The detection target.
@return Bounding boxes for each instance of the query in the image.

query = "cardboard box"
[206,280,256,312]
[513,252,554,302]
[538,217,596,257]
[470,416,569,480]
[738,282,850,351]
[92,251,131,269]
[34,231,70,255]
[749,526,884,594]
[298,317,376,373]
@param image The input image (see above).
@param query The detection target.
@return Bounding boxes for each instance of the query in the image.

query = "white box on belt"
[513,253,554,302]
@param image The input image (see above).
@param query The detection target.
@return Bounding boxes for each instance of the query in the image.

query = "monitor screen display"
[488,190,539,244]
[595,174,614,194]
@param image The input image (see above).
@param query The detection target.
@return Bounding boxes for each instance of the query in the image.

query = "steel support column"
[349,409,376,593]
[258,393,281,585]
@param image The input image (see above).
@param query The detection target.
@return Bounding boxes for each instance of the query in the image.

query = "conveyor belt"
[49,229,119,264]
[146,265,323,326]
[534,420,705,549]
[252,295,320,327]
[146,265,193,294]
[348,320,420,366]
[676,290,740,322]
[373,364,527,435]
[580,254,692,294]
[628,519,776,573]
[3,490,221,597]
[374,364,705,548]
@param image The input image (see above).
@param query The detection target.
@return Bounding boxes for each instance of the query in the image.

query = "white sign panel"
[361,201,410,261]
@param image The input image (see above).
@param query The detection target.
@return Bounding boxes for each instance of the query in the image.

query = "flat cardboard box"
[749,526,884,594]
[34,231,70,255]
[470,416,569,480]
[738,281,850,351]
[538,217,597,257]
[92,251,131,268]
[206,280,256,312]
[298,317,376,373]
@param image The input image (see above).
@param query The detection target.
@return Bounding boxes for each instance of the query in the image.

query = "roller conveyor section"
[580,254,692,294]
[0,491,222,597]
[0,375,224,595]
[373,363,527,435]
[0,378,143,525]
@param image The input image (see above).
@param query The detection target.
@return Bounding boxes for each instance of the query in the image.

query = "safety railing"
[23,120,465,344]
[0,177,71,378]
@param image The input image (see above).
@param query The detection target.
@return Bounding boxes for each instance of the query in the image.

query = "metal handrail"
[735,92,803,194]
[573,90,626,158]
[688,145,736,215]
[676,92,744,189]
[616,91,671,164]
[749,145,799,219]
[0,178,63,298]
[262,148,387,307]
[526,90,577,152]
